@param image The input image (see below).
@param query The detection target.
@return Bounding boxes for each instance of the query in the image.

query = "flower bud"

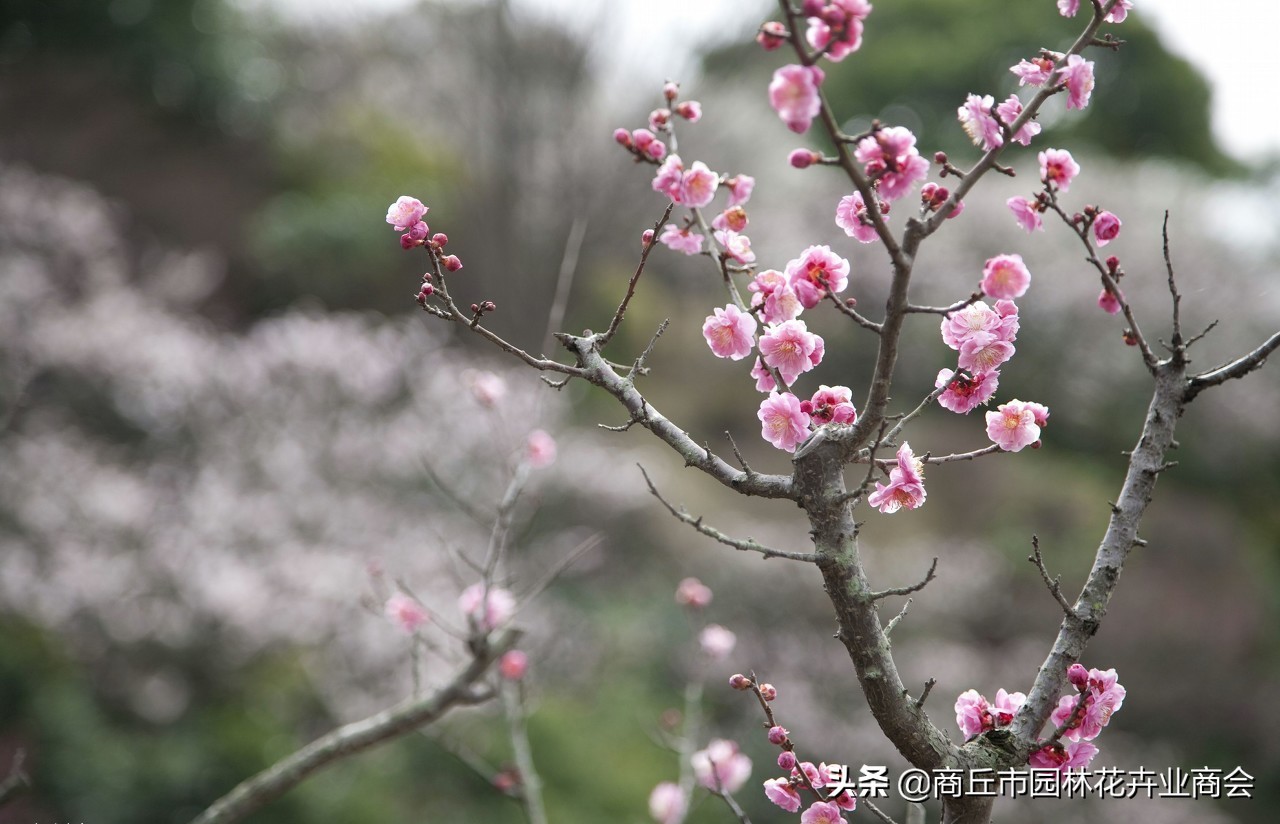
[641,229,655,245]
[778,751,797,770]
[757,21,787,51]
[443,254,463,272]
[663,81,680,102]
[613,127,632,146]
[675,101,702,123]
[767,725,789,746]
[1067,663,1089,690]
[758,683,778,701]
[729,673,752,690]
[431,232,449,247]
[934,151,948,165]
[788,149,820,169]
[500,650,529,681]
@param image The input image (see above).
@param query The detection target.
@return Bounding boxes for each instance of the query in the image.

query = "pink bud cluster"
[385,195,461,303]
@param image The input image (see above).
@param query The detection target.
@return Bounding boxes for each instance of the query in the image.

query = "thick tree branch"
[189,629,519,824]
[1185,331,1280,401]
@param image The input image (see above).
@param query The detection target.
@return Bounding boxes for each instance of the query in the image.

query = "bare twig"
[630,318,670,378]
[826,291,882,333]
[541,216,589,356]
[1029,535,1076,619]
[639,465,816,562]
[870,557,939,601]
[884,386,945,445]
[501,679,547,824]
[599,204,674,347]
[884,598,913,637]
[903,291,983,316]
[1161,211,1184,352]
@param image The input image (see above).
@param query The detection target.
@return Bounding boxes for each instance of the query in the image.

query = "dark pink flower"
[955,689,991,738]
[769,64,825,134]
[712,205,749,233]
[1093,210,1122,246]
[751,357,777,393]
[786,244,851,308]
[804,385,858,425]
[1039,148,1080,192]
[652,155,684,201]
[868,442,927,514]
[1098,286,1123,315]
[1029,740,1099,771]
[935,368,999,414]
[499,650,529,681]
[758,392,812,452]
[854,126,930,202]
[675,100,702,122]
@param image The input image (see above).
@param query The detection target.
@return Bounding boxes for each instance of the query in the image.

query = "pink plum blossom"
[648,782,686,824]
[1051,668,1126,741]
[526,429,557,468]
[1039,148,1080,192]
[749,270,804,325]
[1011,57,1055,87]
[1024,401,1050,427]
[1029,740,1099,771]
[632,128,657,151]
[458,583,517,631]
[785,245,851,308]
[806,15,865,64]
[692,740,752,793]
[758,392,812,452]
[992,688,1027,726]
[958,93,1002,151]
[1058,55,1096,110]
[935,368,999,414]
[675,100,702,122]
[769,64,826,134]
[868,442,927,514]
[835,191,881,243]
[703,304,758,361]
[466,369,507,408]
[679,161,720,208]
[802,385,857,425]
[986,400,1042,452]
[981,253,1032,300]
[760,320,824,385]
[1098,287,1123,314]
[1007,196,1044,232]
[955,689,990,739]
[716,229,756,264]
[1105,0,1133,23]
[1057,0,1080,17]
[385,592,429,633]
[751,357,777,393]
[1093,210,1121,246]
[764,777,802,812]
[997,94,1040,145]
[698,624,737,659]
[659,224,704,255]
[726,174,755,207]
[652,155,684,200]
[713,205,748,233]
[499,650,529,681]
[800,801,847,824]
[941,301,1017,350]
[386,195,427,230]
[676,577,713,609]
[855,126,930,201]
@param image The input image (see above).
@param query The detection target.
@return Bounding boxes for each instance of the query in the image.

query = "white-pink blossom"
[941,301,1017,351]
[867,442,927,514]
[699,624,737,659]
[958,93,1002,152]
[935,368,999,414]
[986,400,1042,452]
[959,334,1015,374]
[726,174,755,207]
[800,800,847,824]
[955,689,990,739]
[652,155,684,200]
[465,369,507,408]
[1058,55,1095,111]
[1007,196,1044,232]
[1106,0,1133,23]
[834,191,881,244]
[648,782,686,824]
[692,739,752,793]
[751,357,777,393]
[713,206,748,233]
[679,161,720,208]
[760,319,823,386]
[758,392,812,452]
[764,777,802,812]
[715,229,756,264]
[996,94,1040,145]
[785,245,851,308]
[749,270,804,325]
[1057,0,1080,17]
[703,304,758,361]
[769,64,825,134]
[659,224,704,255]
[458,583,517,631]
[981,253,1032,300]
[526,429,557,468]
[386,195,427,231]
[1011,57,1055,87]
[385,592,429,633]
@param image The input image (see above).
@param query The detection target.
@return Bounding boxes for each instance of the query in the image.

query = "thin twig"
[870,557,938,601]
[826,291,882,333]
[884,598,913,637]
[914,678,937,710]
[541,217,589,357]
[501,679,548,824]
[420,458,492,527]
[598,204,674,347]
[903,291,983,316]
[639,465,816,562]
[884,386,945,445]
[519,533,603,603]
[1029,535,1076,619]
[1161,211,1184,352]
[630,318,669,378]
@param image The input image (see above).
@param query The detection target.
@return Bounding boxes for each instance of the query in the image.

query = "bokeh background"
[1,1,1278,822]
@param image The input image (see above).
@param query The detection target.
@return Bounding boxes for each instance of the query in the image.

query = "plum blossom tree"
[183,1,1279,823]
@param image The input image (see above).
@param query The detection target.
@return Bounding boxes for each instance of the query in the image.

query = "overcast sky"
[246,0,1280,162]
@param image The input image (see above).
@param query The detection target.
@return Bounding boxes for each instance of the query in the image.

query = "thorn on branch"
[1029,535,1076,619]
